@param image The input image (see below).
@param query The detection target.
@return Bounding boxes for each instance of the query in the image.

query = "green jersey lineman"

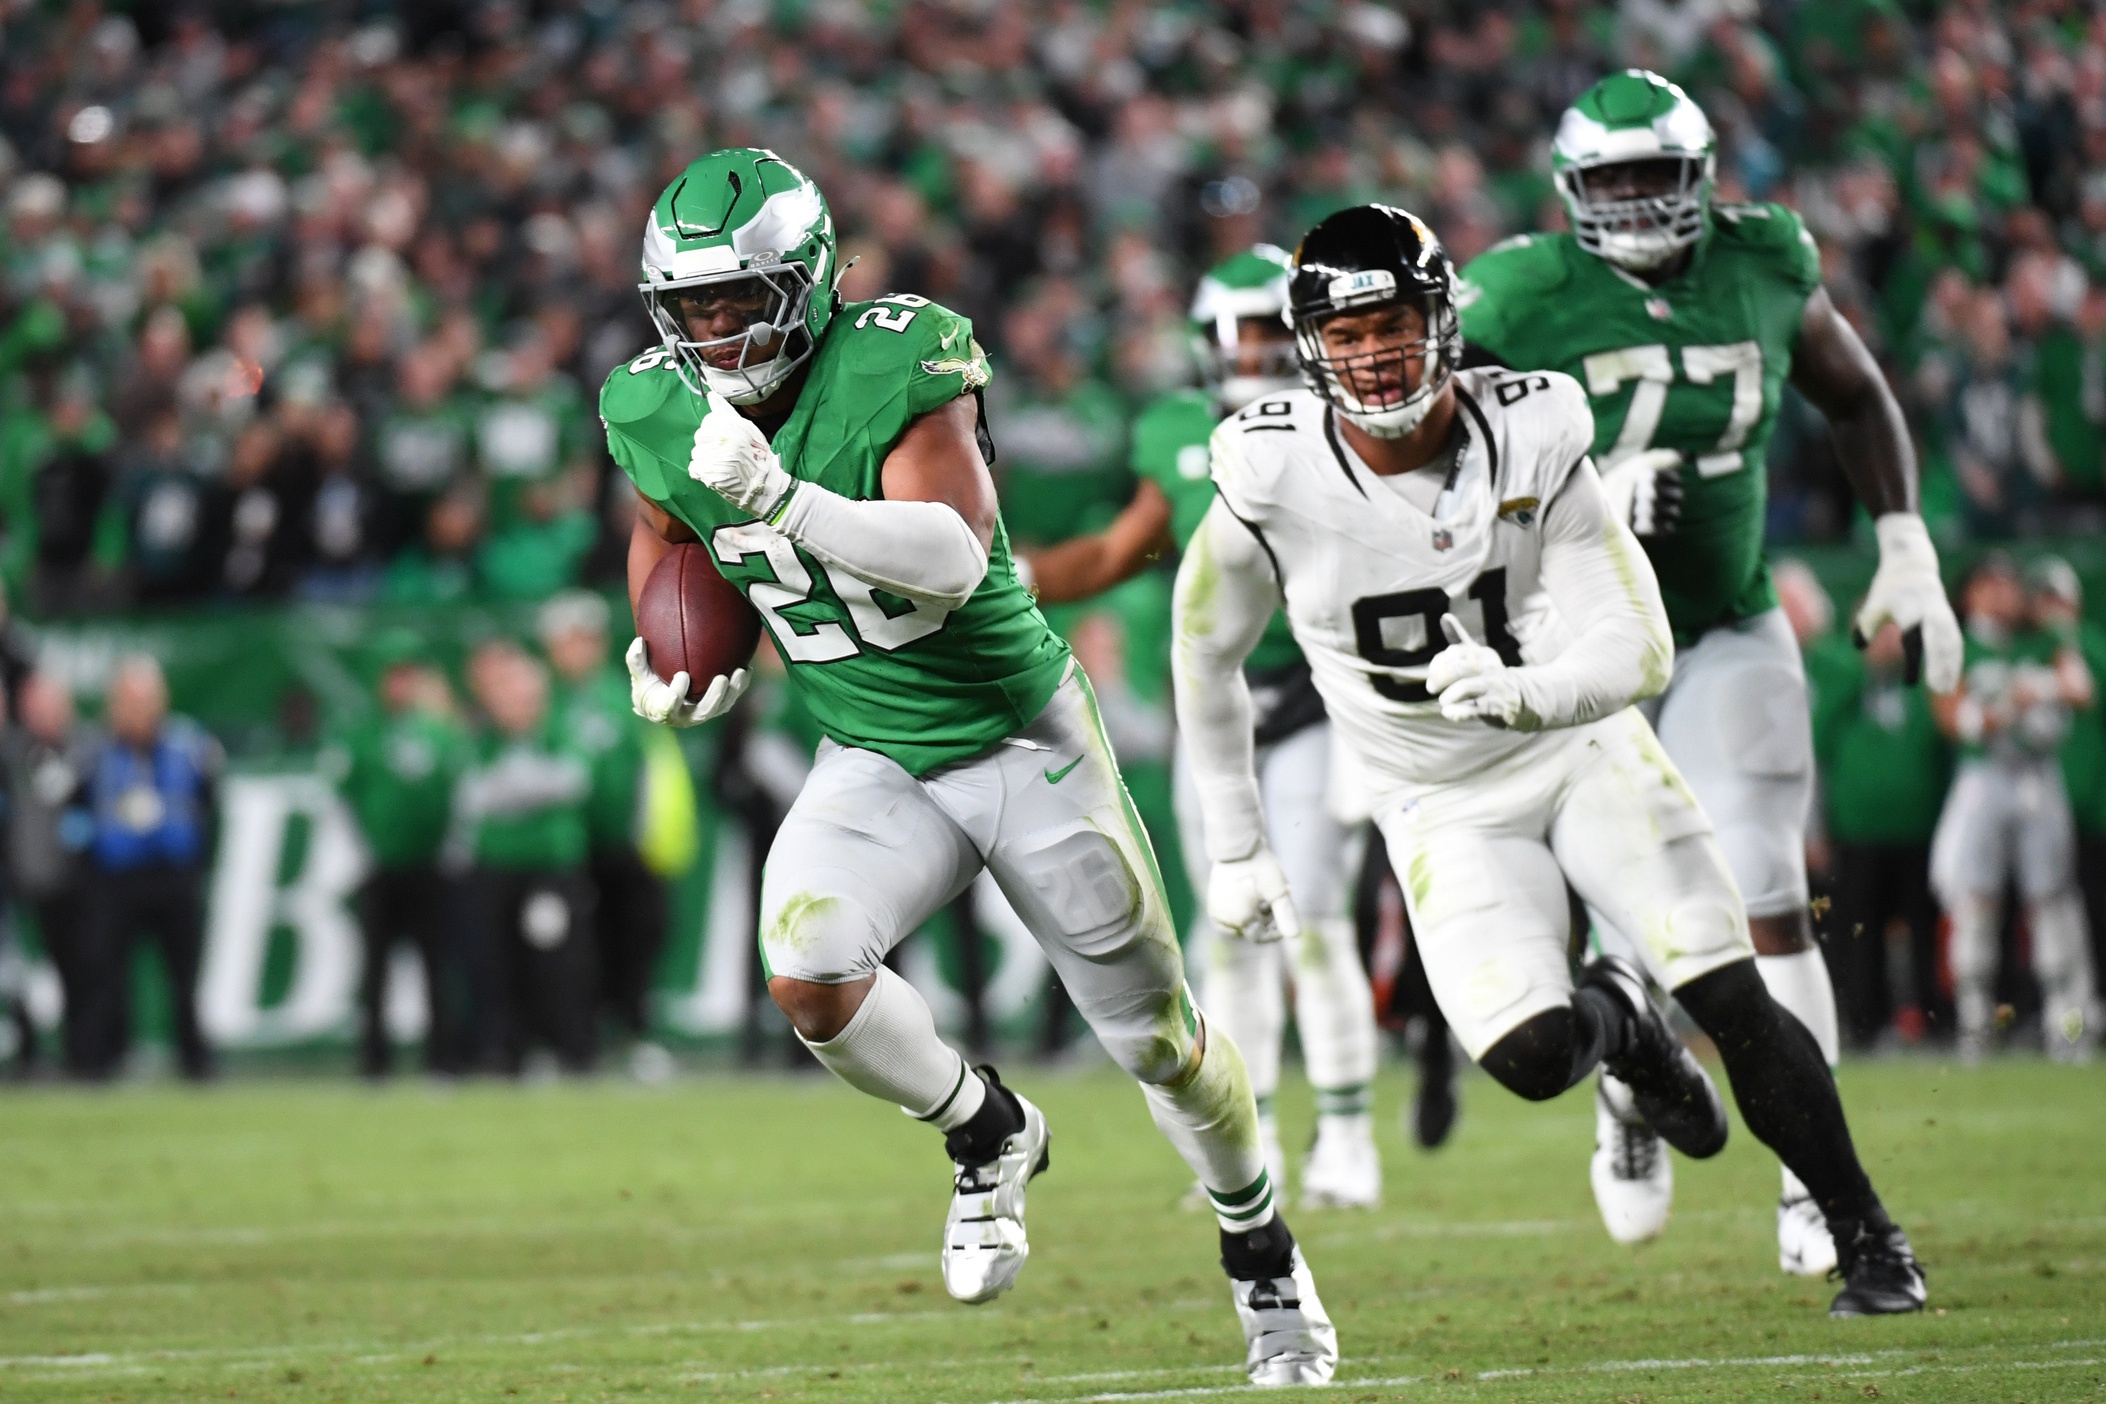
[610,150,1326,1371]
[1460,201,1818,643]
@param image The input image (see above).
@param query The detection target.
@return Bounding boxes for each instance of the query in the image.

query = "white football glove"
[1853,513,1963,694]
[688,392,797,520]
[1596,447,1685,538]
[626,636,749,728]
[1207,846,1301,945]
[1426,614,1533,730]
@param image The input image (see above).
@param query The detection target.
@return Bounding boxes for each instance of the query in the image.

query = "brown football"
[635,542,764,687]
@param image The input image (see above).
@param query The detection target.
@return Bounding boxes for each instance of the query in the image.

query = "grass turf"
[0,1058,2098,1403]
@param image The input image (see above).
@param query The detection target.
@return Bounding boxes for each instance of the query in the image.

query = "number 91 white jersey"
[1205,370,1602,795]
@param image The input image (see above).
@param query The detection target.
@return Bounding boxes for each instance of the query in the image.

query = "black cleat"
[1582,956,1728,1160]
[1411,1038,1458,1150]
[1828,1217,1927,1317]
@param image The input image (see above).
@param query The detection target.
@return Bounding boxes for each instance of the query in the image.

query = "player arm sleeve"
[771,481,990,613]
[1171,496,1282,862]
[1511,459,1675,726]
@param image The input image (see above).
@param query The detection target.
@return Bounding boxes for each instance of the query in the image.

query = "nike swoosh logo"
[940,329,958,349]
[1044,756,1083,785]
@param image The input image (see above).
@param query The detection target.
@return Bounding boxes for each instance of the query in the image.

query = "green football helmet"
[639,148,839,404]
[1552,71,1716,272]
[1189,244,1298,410]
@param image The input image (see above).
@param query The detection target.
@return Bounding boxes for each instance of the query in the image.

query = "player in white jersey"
[1173,204,1925,1317]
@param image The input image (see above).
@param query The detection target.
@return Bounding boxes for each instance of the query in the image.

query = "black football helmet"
[1289,205,1462,438]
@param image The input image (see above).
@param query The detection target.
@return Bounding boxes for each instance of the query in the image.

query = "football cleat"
[1827,1217,1927,1317]
[1300,1115,1381,1209]
[1583,956,1729,1159]
[1589,1072,1672,1244]
[1231,1246,1339,1386]
[1779,1191,1838,1277]
[941,1085,1050,1305]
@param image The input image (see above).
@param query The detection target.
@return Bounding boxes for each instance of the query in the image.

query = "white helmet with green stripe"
[1189,244,1297,410]
[1553,70,1716,272]
[639,148,839,404]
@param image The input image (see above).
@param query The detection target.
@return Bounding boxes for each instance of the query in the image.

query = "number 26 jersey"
[1206,370,1609,793]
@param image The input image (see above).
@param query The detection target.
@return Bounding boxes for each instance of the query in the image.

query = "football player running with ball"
[1457,71,1962,1273]
[604,149,1337,1386]
[1174,203,1926,1317]
[1019,245,1385,1209]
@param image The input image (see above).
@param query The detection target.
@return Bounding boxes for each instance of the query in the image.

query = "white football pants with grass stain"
[760,664,1276,1228]
[1386,709,1756,1060]
[1174,721,1379,1120]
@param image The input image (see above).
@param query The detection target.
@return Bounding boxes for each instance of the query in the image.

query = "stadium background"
[0,0,2102,1061]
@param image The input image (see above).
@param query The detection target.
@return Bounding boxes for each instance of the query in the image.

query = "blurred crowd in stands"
[0,0,2101,619]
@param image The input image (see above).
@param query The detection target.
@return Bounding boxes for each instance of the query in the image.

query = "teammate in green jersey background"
[322,629,471,1079]
[604,149,1338,1383]
[1019,246,1387,1211]
[1458,70,1964,1278]
[1928,555,2098,1064]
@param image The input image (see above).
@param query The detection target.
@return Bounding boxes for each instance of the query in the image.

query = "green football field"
[1,1059,2099,1403]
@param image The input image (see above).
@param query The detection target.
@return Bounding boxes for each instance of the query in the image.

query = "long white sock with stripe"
[801,966,986,1132]
[1298,916,1379,1129]
[1140,1015,1276,1232]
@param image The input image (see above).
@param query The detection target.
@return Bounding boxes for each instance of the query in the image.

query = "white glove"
[626,636,748,728]
[688,392,797,520]
[1596,447,1685,537]
[1206,846,1301,944]
[1426,614,1532,729]
[1853,513,1963,693]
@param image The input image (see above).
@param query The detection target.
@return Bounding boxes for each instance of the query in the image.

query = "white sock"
[1296,916,1378,1120]
[1200,920,1284,1101]
[2030,893,2097,1053]
[1948,897,1999,1041]
[800,966,986,1131]
[1141,1014,1275,1233]
[1756,947,1841,1066]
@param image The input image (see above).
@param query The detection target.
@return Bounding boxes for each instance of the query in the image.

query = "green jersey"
[602,296,1071,776]
[1128,389,1301,676]
[1957,626,2072,762]
[551,665,646,852]
[1459,204,1823,643]
[1806,635,1951,846]
[464,722,592,870]
[2061,621,2106,834]
[324,708,468,870]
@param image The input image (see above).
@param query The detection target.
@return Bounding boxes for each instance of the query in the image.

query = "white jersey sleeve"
[1494,456,1673,728]
[1171,490,1285,863]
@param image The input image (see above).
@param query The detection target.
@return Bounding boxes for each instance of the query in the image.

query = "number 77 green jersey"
[1458,203,1822,644]
[602,295,1071,776]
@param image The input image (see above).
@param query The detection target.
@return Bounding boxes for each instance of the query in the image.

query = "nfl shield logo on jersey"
[1645,296,1673,321]
[1432,528,1453,551]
